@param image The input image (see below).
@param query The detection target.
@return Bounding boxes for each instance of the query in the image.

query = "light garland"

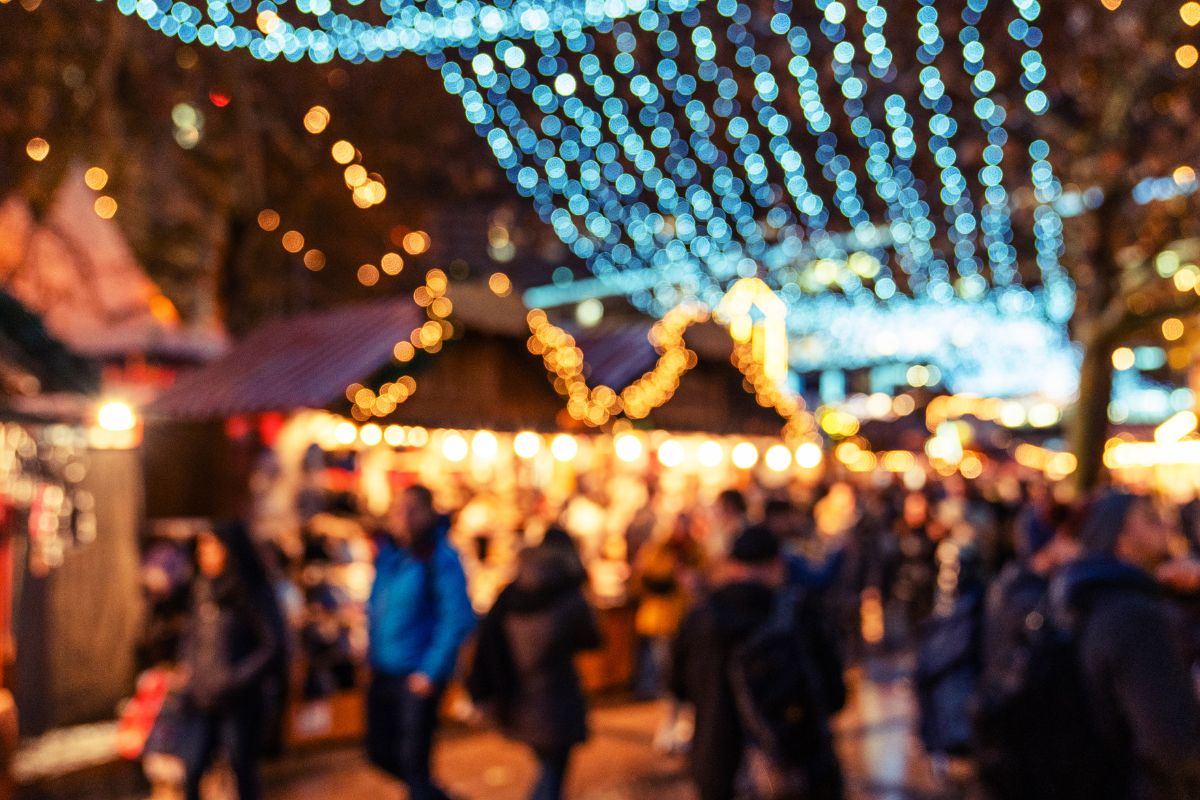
[439,1,1067,320]
[525,301,707,426]
[107,0,1087,394]
[108,0,643,61]
[527,299,818,439]
[345,268,455,421]
[729,336,814,443]
[925,392,1062,431]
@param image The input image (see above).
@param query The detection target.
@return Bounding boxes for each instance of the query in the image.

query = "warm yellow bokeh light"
[359,424,382,446]
[550,434,578,462]
[1163,317,1186,341]
[442,432,468,462]
[765,444,793,472]
[257,209,280,231]
[1183,1,1200,25]
[613,433,643,463]
[697,440,724,467]
[402,231,431,255]
[330,140,355,164]
[304,105,330,134]
[357,264,380,287]
[25,137,49,162]
[1111,347,1136,371]
[343,164,368,188]
[795,442,823,469]
[1174,268,1198,292]
[1177,44,1199,69]
[281,230,305,253]
[657,439,685,468]
[381,252,404,275]
[303,249,326,272]
[488,272,512,297]
[93,196,118,219]
[731,441,759,469]
[84,167,109,191]
[513,431,542,459]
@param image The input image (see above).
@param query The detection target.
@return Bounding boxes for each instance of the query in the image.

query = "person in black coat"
[472,530,601,800]
[1055,491,1200,800]
[671,526,843,800]
[178,523,281,800]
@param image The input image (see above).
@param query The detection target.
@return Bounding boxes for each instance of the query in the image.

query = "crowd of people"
[134,471,1200,800]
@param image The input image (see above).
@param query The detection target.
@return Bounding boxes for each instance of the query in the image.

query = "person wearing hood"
[469,529,601,800]
[980,489,1079,694]
[366,484,476,800]
[671,526,843,800]
[974,496,1080,796]
[1055,490,1200,800]
[178,522,282,800]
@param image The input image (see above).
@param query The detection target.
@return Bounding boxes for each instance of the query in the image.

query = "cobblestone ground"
[263,662,957,800]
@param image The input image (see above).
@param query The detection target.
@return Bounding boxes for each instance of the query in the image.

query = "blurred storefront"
[0,288,144,780]
[144,287,801,745]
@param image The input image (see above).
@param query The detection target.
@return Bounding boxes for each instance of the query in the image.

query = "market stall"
[146,290,804,746]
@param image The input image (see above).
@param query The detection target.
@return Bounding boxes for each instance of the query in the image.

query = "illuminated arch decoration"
[110,0,1076,396]
[527,295,816,440]
[525,302,709,427]
[716,277,789,389]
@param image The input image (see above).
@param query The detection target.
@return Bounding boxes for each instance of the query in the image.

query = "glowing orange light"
[402,231,431,255]
[26,137,49,161]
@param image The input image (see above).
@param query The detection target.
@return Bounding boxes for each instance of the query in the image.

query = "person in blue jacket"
[366,484,476,800]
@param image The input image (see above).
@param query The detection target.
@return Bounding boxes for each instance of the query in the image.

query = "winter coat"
[915,584,984,756]
[671,581,843,800]
[672,581,773,798]
[980,562,1049,690]
[367,524,477,682]
[1059,556,1200,800]
[491,547,602,752]
[180,574,280,713]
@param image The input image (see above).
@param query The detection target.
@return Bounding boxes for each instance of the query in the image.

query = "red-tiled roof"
[149,300,421,419]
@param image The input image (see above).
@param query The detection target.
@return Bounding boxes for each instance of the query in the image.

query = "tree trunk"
[1069,333,1115,494]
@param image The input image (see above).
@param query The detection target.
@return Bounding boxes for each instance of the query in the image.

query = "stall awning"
[149,300,422,419]
[0,289,99,398]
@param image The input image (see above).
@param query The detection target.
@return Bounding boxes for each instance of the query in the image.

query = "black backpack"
[729,589,841,800]
[973,590,1116,800]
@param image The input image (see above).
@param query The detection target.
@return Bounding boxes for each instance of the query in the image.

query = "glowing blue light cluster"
[109,0,652,61]
[110,0,1077,393]
[437,0,1069,325]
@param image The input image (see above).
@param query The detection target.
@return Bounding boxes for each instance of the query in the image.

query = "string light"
[488,272,513,296]
[349,268,454,420]
[109,0,638,61]
[513,430,542,458]
[551,433,579,461]
[93,196,118,219]
[25,137,49,161]
[84,167,109,190]
[304,105,330,134]
[109,0,1077,393]
[526,302,707,427]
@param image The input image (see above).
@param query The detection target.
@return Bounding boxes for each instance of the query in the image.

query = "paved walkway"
[263,662,957,800]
